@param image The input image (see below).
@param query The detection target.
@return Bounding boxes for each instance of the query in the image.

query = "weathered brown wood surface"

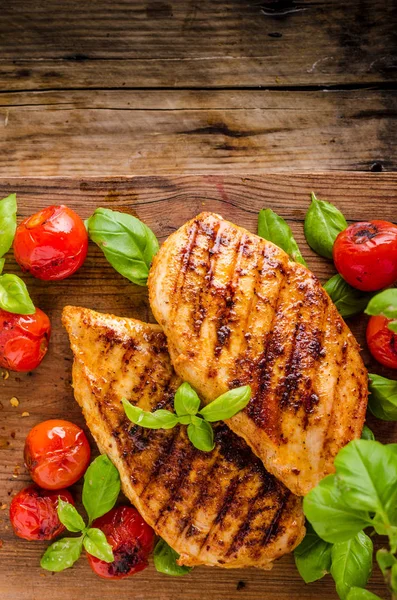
[0,174,396,600]
[1,0,397,175]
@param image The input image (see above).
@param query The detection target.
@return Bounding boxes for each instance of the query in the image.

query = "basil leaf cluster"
[324,274,372,319]
[41,455,120,572]
[153,538,192,576]
[0,194,35,315]
[122,382,251,452]
[86,208,159,286]
[365,289,397,333]
[258,208,307,266]
[368,374,397,422]
[304,192,347,259]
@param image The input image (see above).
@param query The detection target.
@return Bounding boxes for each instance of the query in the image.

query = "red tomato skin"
[13,205,88,281]
[9,485,74,541]
[87,506,155,580]
[366,315,397,369]
[333,220,397,291]
[24,420,91,490]
[0,307,51,372]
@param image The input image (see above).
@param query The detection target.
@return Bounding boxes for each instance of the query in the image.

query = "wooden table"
[0,174,396,600]
[1,0,396,176]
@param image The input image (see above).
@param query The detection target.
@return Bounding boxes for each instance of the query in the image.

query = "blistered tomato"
[366,315,397,369]
[13,205,88,281]
[87,506,155,579]
[24,420,91,490]
[10,485,74,541]
[333,220,397,292]
[0,307,51,371]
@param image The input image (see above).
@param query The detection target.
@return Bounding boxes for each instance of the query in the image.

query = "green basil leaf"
[361,425,375,441]
[122,398,178,429]
[199,385,251,422]
[347,588,382,600]
[334,440,397,515]
[0,258,4,275]
[57,498,86,532]
[303,474,371,544]
[365,289,397,320]
[376,548,396,577]
[0,193,17,258]
[40,535,83,572]
[82,455,120,523]
[368,374,397,422]
[388,321,397,333]
[83,528,114,562]
[331,531,373,600]
[174,382,201,417]
[153,538,192,576]
[324,274,372,318]
[187,419,214,452]
[392,562,397,592]
[294,523,332,583]
[304,192,347,259]
[86,208,159,286]
[0,274,35,314]
[258,208,307,266]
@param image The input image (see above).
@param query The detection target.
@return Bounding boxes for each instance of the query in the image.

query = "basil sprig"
[122,383,251,453]
[304,192,347,259]
[0,272,35,314]
[258,208,307,266]
[153,539,192,576]
[0,193,17,258]
[86,208,159,286]
[302,439,397,599]
[365,289,397,333]
[368,374,397,422]
[41,455,120,572]
[294,523,332,583]
[324,274,372,319]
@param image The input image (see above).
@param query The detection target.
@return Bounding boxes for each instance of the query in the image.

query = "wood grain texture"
[1,89,396,175]
[1,0,397,89]
[0,174,396,600]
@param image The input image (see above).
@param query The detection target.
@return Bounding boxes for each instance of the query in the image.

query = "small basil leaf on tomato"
[0,273,35,315]
[294,523,332,583]
[57,497,85,532]
[304,193,347,259]
[258,208,307,266]
[82,455,120,524]
[83,528,114,562]
[347,589,382,600]
[199,385,251,422]
[330,531,373,600]
[0,193,17,258]
[388,321,397,333]
[323,274,372,318]
[40,535,84,572]
[122,398,179,429]
[86,208,159,286]
[153,538,192,576]
[365,289,397,320]
[187,419,214,452]
[368,374,397,422]
[174,382,201,417]
[361,425,375,441]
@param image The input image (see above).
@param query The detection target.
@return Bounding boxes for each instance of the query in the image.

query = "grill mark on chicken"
[262,493,289,546]
[171,220,200,323]
[192,221,220,336]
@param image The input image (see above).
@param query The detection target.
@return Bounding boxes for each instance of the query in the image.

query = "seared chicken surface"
[62,306,305,569]
[148,212,368,495]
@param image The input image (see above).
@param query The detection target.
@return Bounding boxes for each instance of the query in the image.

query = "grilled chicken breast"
[62,306,304,569]
[148,212,368,496]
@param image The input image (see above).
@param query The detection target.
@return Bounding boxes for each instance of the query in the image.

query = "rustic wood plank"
[1,0,397,90]
[0,174,396,599]
[1,89,396,175]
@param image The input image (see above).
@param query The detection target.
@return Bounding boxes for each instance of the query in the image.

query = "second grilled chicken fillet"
[148,212,368,496]
[62,306,305,570]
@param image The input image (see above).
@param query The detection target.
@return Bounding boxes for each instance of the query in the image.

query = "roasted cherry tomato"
[9,485,74,541]
[0,307,51,372]
[24,419,91,490]
[333,220,397,292]
[87,506,155,579]
[366,315,397,369]
[13,205,88,281]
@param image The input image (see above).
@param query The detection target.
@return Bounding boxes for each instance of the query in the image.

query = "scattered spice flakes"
[12,465,20,478]
[0,504,7,510]
[0,437,9,449]
[21,411,30,417]
[10,397,19,407]
[2,370,9,380]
